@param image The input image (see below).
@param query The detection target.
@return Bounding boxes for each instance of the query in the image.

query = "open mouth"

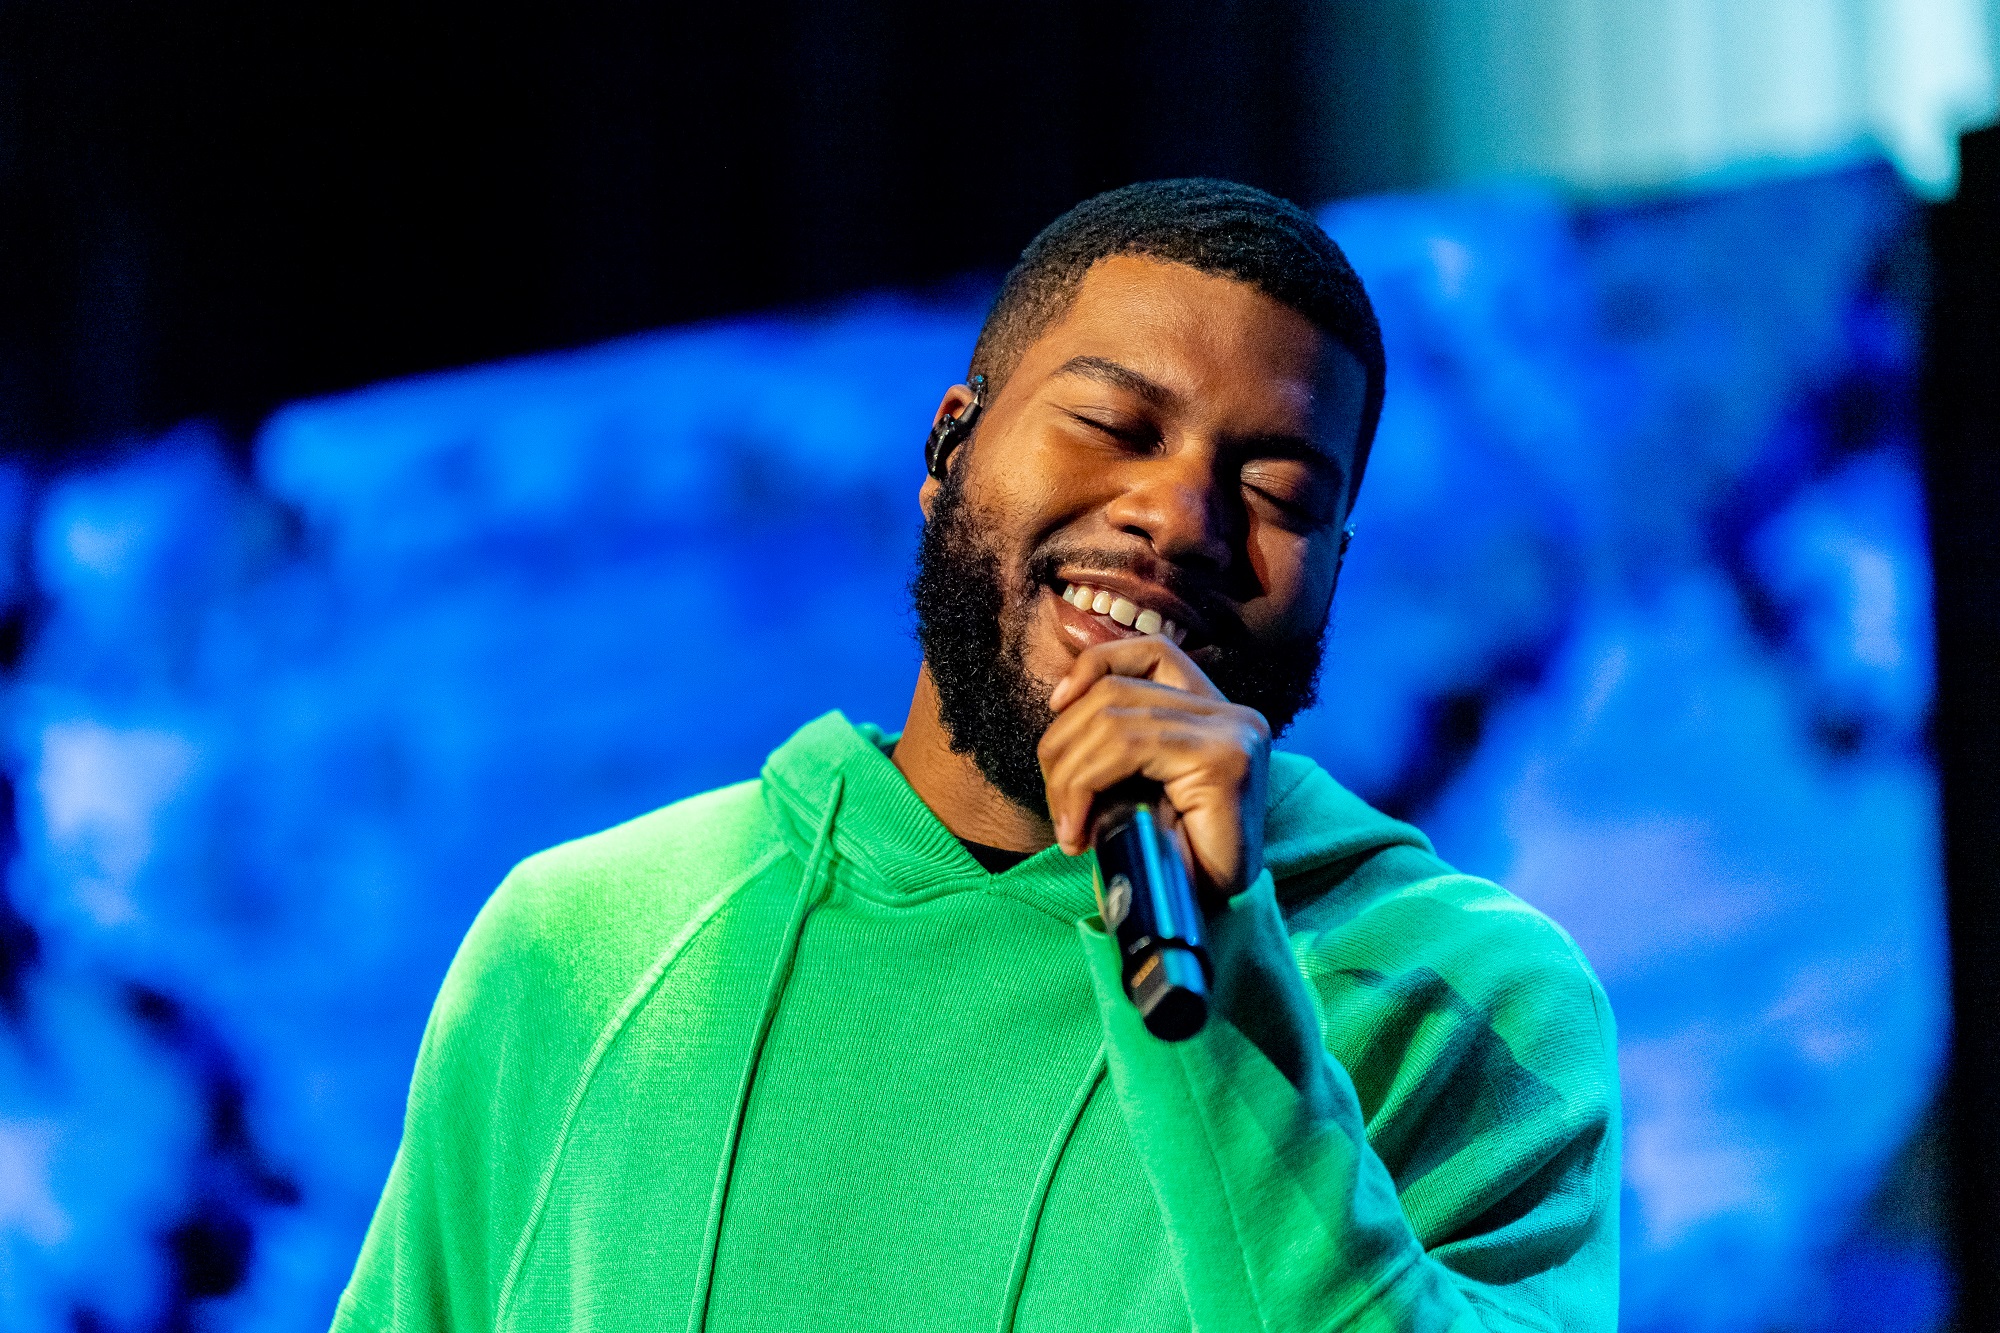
[1056,579,1189,646]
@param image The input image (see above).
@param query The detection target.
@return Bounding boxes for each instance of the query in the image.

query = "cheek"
[961,430,1103,548]
[1242,528,1337,635]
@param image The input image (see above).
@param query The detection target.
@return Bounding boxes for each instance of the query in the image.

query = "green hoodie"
[335,713,1619,1333]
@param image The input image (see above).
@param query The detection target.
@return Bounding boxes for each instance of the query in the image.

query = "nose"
[1101,450,1235,573]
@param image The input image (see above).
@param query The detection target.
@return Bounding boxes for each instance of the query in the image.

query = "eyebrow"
[1048,355,1176,407]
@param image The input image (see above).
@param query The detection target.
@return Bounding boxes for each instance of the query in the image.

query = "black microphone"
[1091,777,1211,1040]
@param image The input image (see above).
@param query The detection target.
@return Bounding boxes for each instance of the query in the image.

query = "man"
[334,180,1619,1332]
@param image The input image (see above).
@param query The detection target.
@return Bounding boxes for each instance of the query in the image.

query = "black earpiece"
[925,374,987,480]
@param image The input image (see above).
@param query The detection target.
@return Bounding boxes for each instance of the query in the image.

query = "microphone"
[1091,777,1211,1040]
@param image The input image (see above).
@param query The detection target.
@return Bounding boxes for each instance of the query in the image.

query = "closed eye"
[1244,487,1326,530]
[1066,411,1159,451]
[1240,462,1334,529]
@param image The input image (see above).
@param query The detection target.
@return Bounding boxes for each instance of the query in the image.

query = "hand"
[1039,636,1272,901]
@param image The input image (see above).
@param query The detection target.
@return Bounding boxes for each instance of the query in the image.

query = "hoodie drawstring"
[995,1047,1108,1333]
[688,774,845,1333]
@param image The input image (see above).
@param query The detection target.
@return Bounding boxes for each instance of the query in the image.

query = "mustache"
[1020,542,1255,650]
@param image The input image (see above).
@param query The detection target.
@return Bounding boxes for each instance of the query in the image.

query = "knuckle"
[1097,715,1141,752]
[1233,706,1272,747]
[1247,722,1271,756]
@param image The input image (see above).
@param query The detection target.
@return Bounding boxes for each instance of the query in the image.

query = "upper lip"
[1052,567,1211,645]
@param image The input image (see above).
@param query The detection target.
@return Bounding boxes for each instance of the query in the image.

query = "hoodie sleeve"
[332,853,591,1333]
[1079,864,1620,1333]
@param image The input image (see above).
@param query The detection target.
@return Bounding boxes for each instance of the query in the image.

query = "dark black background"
[0,1,1335,459]
[4,3,1996,1319]
[1924,123,1998,1329]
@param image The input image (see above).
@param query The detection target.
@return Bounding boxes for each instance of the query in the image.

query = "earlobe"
[918,473,940,520]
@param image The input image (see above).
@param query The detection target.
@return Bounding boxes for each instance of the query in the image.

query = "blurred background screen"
[1,4,1996,1331]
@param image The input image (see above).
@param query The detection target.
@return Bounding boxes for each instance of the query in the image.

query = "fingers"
[1037,674,1271,875]
[1047,634,1223,714]
[1037,632,1271,895]
[1042,711,1254,852]
[1040,692,1266,831]
[1044,709,1270,896]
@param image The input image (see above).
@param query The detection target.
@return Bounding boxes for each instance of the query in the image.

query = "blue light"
[0,163,1947,1330]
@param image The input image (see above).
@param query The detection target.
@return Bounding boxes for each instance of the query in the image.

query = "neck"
[891,665,1056,854]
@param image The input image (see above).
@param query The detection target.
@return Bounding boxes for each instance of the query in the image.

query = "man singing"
[334,180,1619,1332]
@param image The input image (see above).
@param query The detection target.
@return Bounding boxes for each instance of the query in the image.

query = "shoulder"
[1298,865,1622,1274]
[1302,855,1609,1043]
[355,782,793,1323]
[502,779,783,931]
[1261,751,1610,1062]
[1291,854,1616,1149]
[433,779,789,1053]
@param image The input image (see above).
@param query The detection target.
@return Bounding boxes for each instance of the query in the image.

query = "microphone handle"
[1090,776,1211,1041]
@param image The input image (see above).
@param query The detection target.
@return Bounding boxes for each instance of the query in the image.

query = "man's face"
[912,254,1368,815]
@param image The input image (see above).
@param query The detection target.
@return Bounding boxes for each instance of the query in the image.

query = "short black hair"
[970,178,1386,485]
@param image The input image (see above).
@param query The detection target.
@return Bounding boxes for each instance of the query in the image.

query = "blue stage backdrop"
[0,163,1946,1332]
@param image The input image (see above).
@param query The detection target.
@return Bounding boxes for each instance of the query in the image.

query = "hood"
[763,713,1433,913]
[1261,750,1434,886]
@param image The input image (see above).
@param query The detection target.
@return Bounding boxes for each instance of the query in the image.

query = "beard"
[910,467,1331,820]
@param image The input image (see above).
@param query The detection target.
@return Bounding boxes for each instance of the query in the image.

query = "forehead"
[1018,254,1364,457]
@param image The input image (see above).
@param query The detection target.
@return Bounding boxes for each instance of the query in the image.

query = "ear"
[931,382,979,432]
[1327,520,1355,599]
[918,382,980,520]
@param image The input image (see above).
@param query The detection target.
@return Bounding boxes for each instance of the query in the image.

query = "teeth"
[1060,583,1185,644]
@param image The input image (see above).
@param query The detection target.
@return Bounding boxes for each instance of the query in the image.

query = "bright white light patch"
[36,723,197,928]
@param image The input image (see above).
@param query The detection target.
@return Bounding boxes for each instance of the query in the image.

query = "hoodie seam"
[492,840,787,1330]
